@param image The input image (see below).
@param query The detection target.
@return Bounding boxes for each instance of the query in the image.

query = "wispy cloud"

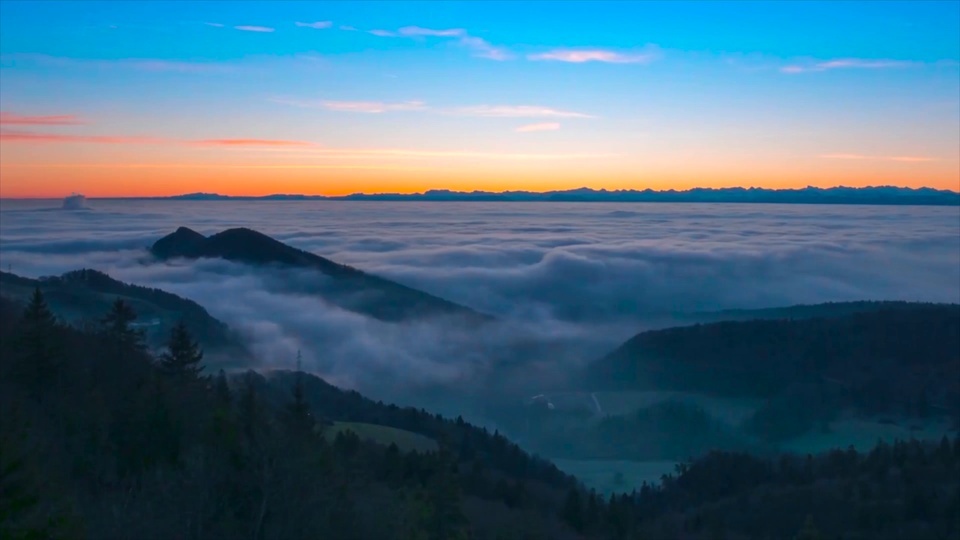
[1,53,236,74]
[782,58,916,74]
[1,128,313,148]
[270,98,427,113]
[528,47,660,64]
[204,22,225,28]
[0,128,615,161]
[450,105,594,119]
[340,25,357,31]
[820,153,937,162]
[397,26,466,37]
[367,25,511,60]
[273,148,618,161]
[191,138,315,147]
[295,21,333,29]
[126,59,235,73]
[0,129,165,144]
[515,122,561,133]
[0,112,84,126]
[234,25,275,33]
[458,36,511,60]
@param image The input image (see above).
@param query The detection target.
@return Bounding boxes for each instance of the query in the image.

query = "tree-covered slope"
[2,293,958,539]
[0,269,249,362]
[587,304,960,408]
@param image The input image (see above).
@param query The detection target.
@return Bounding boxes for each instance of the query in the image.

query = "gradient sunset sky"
[1,0,958,197]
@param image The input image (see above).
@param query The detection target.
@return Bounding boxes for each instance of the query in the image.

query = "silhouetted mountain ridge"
[150,227,490,322]
[148,185,960,205]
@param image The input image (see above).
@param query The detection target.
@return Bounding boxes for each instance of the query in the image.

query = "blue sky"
[0,1,958,196]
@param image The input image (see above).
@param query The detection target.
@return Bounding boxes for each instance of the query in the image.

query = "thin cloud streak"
[270,98,427,113]
[516,122,561,133]
[450,105,594,119]
[295,21,333,29]
[192,138,316,147]
[398,26,465,37]
[367,25,511,60]
[0,129,613,160]
[0,112,85,125]
[320,100,427,113]
[528,47,660,64]
[234,25,275,33]
[820,153,938,162]
[270,148,618,161]
[1,53,236,74]
[0,130,166,144]
[1,130,312,148]
[782,58,916,73]
[271,98,592,119]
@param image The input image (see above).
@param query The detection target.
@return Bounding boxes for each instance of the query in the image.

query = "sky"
[0,0,958,197]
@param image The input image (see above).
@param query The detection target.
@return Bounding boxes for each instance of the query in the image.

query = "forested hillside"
[588,305,960,422]
[0,269,248,362]
[2,291,958,539]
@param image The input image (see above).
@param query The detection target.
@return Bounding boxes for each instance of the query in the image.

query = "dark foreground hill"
[585,304,960,441]
[150,227,491,323]
[588,303,959,399]
[2,294,959,539]
[0,269,249,363]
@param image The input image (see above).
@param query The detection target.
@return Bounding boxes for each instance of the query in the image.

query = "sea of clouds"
[1,199,958,406]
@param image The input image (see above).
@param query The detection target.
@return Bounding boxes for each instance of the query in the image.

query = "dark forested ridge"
[0,293,580,539]
[685,300,954,324]
[150,227,492,323]
[0,269,249,363]
[587,304,960,419]
[2,292,959,539]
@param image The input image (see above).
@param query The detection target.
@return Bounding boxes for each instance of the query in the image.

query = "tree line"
[2,290,958,539]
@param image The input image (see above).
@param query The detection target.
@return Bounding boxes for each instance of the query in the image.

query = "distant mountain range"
[151,227,491,323]
[145,186,960,205]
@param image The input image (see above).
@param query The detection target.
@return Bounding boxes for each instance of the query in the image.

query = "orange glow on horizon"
[1,158,958,198]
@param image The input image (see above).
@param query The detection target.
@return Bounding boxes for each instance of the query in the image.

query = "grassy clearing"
[324,421,438,453]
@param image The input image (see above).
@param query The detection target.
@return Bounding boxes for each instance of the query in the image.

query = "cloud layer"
[1,200,957,407]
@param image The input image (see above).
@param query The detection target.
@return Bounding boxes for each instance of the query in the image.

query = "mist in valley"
[2,199,959,491]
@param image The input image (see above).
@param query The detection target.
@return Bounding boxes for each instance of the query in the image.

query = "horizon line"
[3,184,959,201]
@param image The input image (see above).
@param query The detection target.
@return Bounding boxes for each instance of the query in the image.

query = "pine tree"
[425,450,469,540]
[285,351,313,437]
[214,369,232,406]
[159,321,204,378]
[15,287,60,395]
[239,372,261,444]
[561,488,585,532]
[100,298,145,351]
